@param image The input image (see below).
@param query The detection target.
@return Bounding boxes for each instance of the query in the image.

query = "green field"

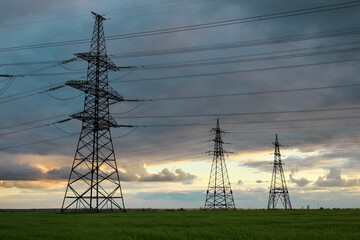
[0,209,359,240]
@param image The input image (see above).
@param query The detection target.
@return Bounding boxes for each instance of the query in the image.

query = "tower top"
[91,11,106,21]
[273,134,281,147]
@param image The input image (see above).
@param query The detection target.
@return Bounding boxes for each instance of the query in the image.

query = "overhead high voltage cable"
[110,29,360,59]
[1,83,360,145]
[114,58,360,83]
[140,83,360,101]
[0,0,202,29]
[1,45,359,97]
[141,115,360,128]
[3,105,360,137]
[1,79,359,107]
[113,106,360,119]
[5,49,360,79]
[0,1,359,52]
[0,57,78,83]
[0,78,84,104]
[0,118,73,137]
[1,27,360,67]
[139,46,360,70]
[0,134,78,151]
[2,114,360,152]
[0,42,358,103]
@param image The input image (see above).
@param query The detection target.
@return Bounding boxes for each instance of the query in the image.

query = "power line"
[114,105,360,119]
[3,47,360,80]
[1,82,359,133]
[2,119,360,156]
[0,1,359,52]
[0,118,72,137]
[0,57,79,88]
[2,27,360,68]
[0,80,77,104]
[140,83,360,101]
[0,0,196,29]
[111,29,360,59]
[3,44,358,80]
[0,113,74,131]
[140,46,360,70]
[141,115,360,128]
[2,105,360,138]
[2,56,358,106]
[0,59,79,67]
[113,57,360,83]
[46,91,83,101]
[0,134,77,151]
[12,56,360,79]
[0,77,16,96]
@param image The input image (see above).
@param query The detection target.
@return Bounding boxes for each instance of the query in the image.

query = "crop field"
[0,209,359,240]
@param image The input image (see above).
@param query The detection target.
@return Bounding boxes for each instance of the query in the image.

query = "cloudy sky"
[1,0,360,209]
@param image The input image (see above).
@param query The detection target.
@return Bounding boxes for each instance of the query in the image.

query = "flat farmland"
[0,209,359,240]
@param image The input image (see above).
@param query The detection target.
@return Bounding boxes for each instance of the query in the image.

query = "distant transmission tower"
[61,12,131,212]
[204,119,235,210]
[267,134,292,210]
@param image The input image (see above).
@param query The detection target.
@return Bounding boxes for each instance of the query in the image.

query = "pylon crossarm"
[105,86,124,101]
[66,80,89,92]
[75,53,118,71]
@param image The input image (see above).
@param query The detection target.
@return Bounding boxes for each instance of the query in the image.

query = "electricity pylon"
[267,134,292,210]
[61,12,131,212]
[204,119,235,210]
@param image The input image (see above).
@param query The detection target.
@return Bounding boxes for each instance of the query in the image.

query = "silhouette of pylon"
[204,119,235,210]
[267,134,292,209]
[61,12,132,212]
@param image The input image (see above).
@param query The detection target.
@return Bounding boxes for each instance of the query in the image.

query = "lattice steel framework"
[267,134,292,210]
[204,119,235,210]
[61,12,128,212]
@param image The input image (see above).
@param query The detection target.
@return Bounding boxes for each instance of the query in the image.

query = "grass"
[0,209,359,240]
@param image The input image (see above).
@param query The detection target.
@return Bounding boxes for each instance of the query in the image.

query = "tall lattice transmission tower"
[267,134,292,210]
[61,12,131,212]
[204,119,236,210]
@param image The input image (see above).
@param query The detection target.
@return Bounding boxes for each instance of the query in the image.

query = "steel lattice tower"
[61,12,129,212]
[204,119,235,210]
[267,134,292,210]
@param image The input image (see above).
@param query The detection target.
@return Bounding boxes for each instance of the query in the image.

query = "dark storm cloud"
[0,161,196,184]
[0,162,43,181]
[0,0,114,24]
[1,0,360,181]
[0,163,70,181]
